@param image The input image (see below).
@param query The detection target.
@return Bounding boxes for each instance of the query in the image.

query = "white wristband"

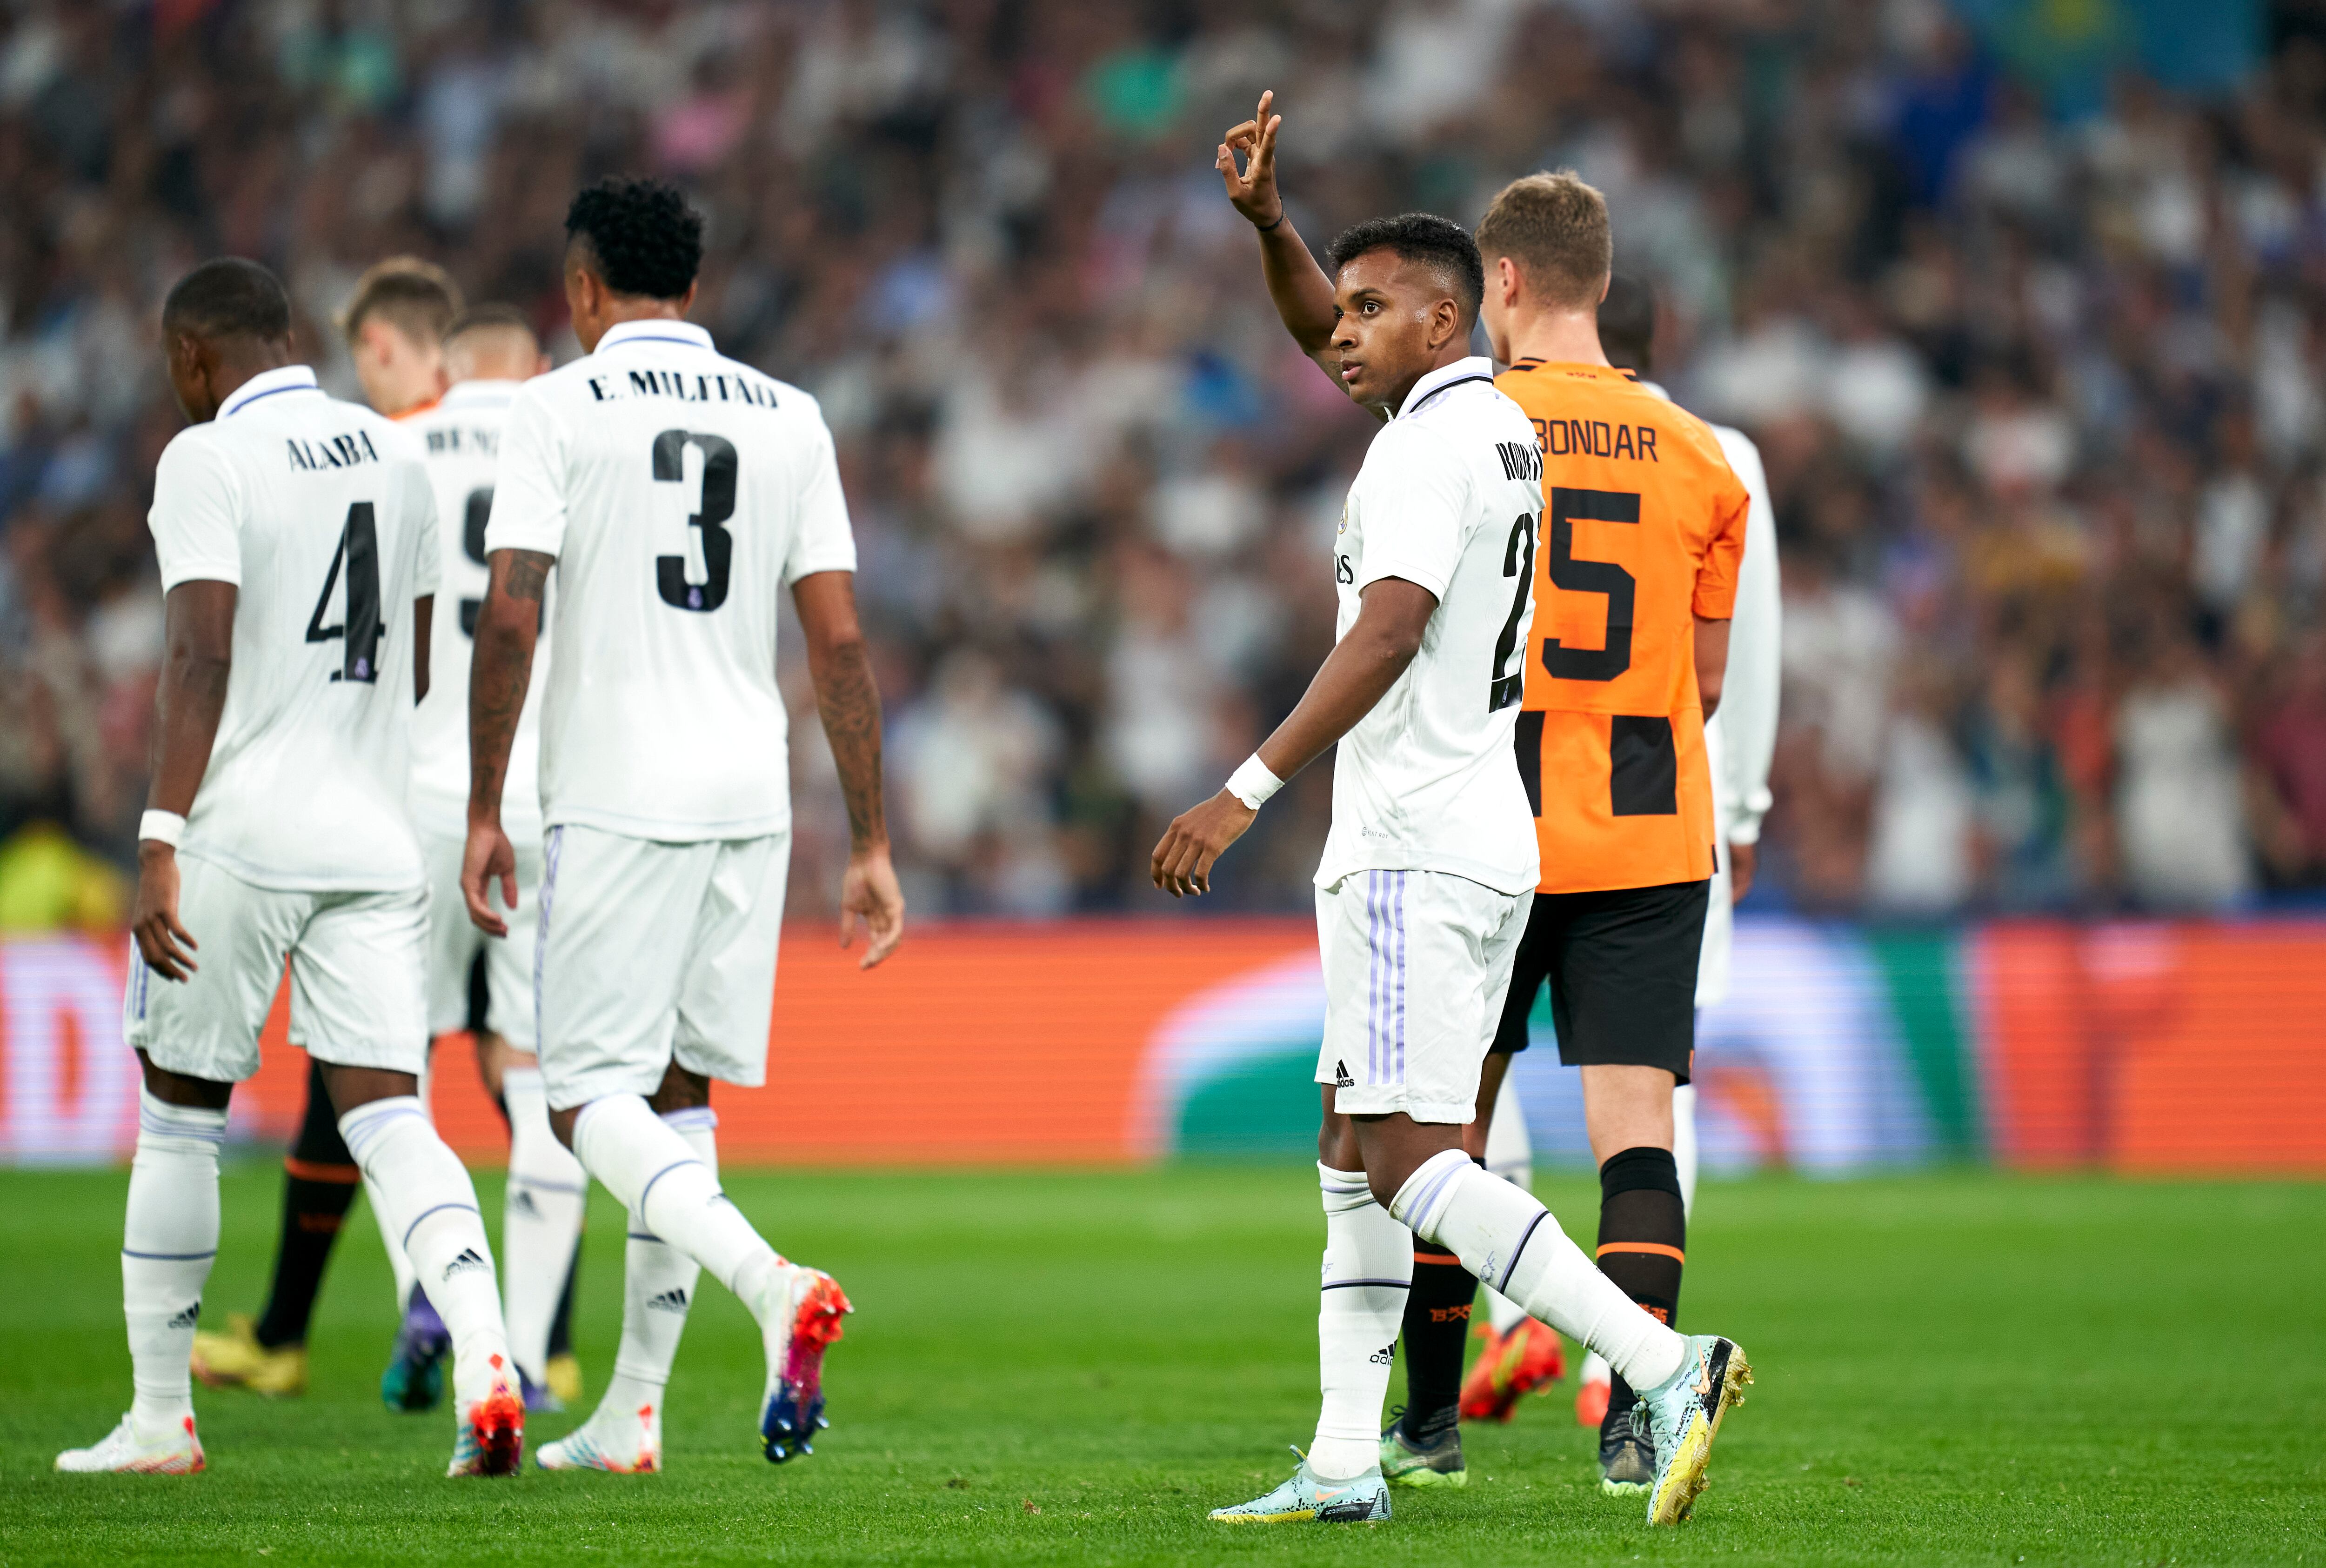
[1225,755,1285,811]
[139,810,187,848]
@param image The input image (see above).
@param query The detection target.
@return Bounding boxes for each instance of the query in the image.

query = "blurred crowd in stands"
[3,0,2325,927]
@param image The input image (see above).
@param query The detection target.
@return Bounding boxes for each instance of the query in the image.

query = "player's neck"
[206,343,300,409]
[579,298,690,353]
[1501,308,1609,369]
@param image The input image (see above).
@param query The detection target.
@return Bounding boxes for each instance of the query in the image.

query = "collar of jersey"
[1505,359,1640,385]
[219,364,321,419]
[1395,355,1497,419]
[598,319,714,353]
[441,379,523,408]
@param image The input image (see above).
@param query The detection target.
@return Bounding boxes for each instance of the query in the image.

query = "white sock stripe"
[1495,1208,1550,1294]
[626,1230,662,1242]
[336,1095,430,1164]
[137,1089,227,1138]
[400,1200,481,1250]
[659,1106,718,1134]
[1319,1277,1408,1290]
[1393,1149,1473,1236]
[122,1248,218,1260]
[635,1156,705,1215]
[509,1174,589,1195]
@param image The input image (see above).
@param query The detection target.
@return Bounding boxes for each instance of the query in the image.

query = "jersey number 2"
[304,501,383,683]
[1488,512,1536,711]
[652,429,738,612]
[1541,487,1638,682]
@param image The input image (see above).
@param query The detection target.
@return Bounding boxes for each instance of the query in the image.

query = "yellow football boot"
[545,1351,585,1408]
[190,1312,308,1397]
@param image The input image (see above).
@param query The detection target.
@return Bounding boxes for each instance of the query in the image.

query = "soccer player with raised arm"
[1360,174,1753,1498]
[59,259,524,1478]
[1163,97,1750,1528]
[462,178,905,1474]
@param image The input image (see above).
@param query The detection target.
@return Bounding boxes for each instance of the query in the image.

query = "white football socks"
[1390,1148,1684,1394]
[122,1089,225,1427]
[597,1106,717,1424]
[1311,1163,1409,1481]
[366,1060,429,1316]
[1481,1072,1533,1335]
[573,1094,782,1322]
[500,1066,588,1384]
[339,1094,511,1407]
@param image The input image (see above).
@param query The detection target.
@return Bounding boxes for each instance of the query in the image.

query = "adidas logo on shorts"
[1335,1060,1355,1088]
[646,1288,690,1313]
[443,1248,489,1281]
[166,1302,202,1330]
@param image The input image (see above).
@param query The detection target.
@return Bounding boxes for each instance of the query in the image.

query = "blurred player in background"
[343,257,459,420]
[61,258,522,1477]
[1169,95,1750,1529]
[1377,173,1751,1501]
[464,177,904,1474]
[1546,272,1783,1433]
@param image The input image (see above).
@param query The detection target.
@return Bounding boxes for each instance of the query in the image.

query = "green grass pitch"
[1,1162,2320,1565]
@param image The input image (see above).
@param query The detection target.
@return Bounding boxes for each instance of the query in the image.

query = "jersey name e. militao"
[1493,360,1748,894]
[484,319,857,841]
[1315,355,1545,897]
[145,364,440,891]
[402,380,548,840]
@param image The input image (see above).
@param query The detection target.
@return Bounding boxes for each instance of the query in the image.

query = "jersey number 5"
[1541,487,1638,682]
[304,501,384,683]
[652,429,738,612]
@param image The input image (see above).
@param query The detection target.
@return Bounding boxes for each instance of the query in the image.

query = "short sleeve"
[1351,425,1467,601]
[781,409,858,585]
[148,434,244,592]
[483,387,570,559]
[1692,462,1748,621]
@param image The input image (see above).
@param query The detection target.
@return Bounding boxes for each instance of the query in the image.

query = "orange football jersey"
[1494,360,1749,894]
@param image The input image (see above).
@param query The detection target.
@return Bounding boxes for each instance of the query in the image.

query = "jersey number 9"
[652,429,739,613]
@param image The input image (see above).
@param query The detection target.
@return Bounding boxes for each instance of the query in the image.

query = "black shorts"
[1489,879,1709,1083]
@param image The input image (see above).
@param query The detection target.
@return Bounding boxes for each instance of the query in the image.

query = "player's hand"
[1216,89,1284,228]
[461,818,518,938]
[840,842,906,970]
[132,842,198,981]
[1150,788,1258,897]
[1729,840,1756,905]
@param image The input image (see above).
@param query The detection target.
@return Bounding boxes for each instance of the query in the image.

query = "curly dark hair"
[162,257,292,343]
[1326,213,1484,326]
[564,176,704,301]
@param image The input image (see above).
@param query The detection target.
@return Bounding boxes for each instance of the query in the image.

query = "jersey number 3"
[652,429,738,612]
[304,501,384,683]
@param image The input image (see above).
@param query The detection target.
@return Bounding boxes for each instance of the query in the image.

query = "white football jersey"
[1315,356,1544,896]
[402,380,546,839]
[485,319,857,840]
[146,364,440,891]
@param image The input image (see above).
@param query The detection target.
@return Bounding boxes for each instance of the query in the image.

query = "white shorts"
[1315,868,1532,1122]
[123,852,429,1083]
[418,821,542,1050]
[535,823,791,1113]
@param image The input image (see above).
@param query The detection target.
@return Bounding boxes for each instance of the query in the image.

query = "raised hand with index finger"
[1216,89,1285,228]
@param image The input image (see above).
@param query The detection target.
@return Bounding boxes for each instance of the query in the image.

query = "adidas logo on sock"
[1334,1060,1355,1088]
[510,1191,540,1217]
[166,1302,202,1330]
[1369,1341,1396,1366]
[443,1248,489,1281]
[646,1288,690,1313]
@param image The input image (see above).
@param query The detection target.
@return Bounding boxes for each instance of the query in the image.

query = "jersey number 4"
[304,501,384,683]
[652,429,738,612]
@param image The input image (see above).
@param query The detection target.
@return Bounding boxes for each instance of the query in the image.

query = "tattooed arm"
[792,570,904,968]
[461,547,552,935]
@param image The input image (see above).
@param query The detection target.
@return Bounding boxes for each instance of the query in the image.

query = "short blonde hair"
[1474,171,1612,311]
[338,257,463,347]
